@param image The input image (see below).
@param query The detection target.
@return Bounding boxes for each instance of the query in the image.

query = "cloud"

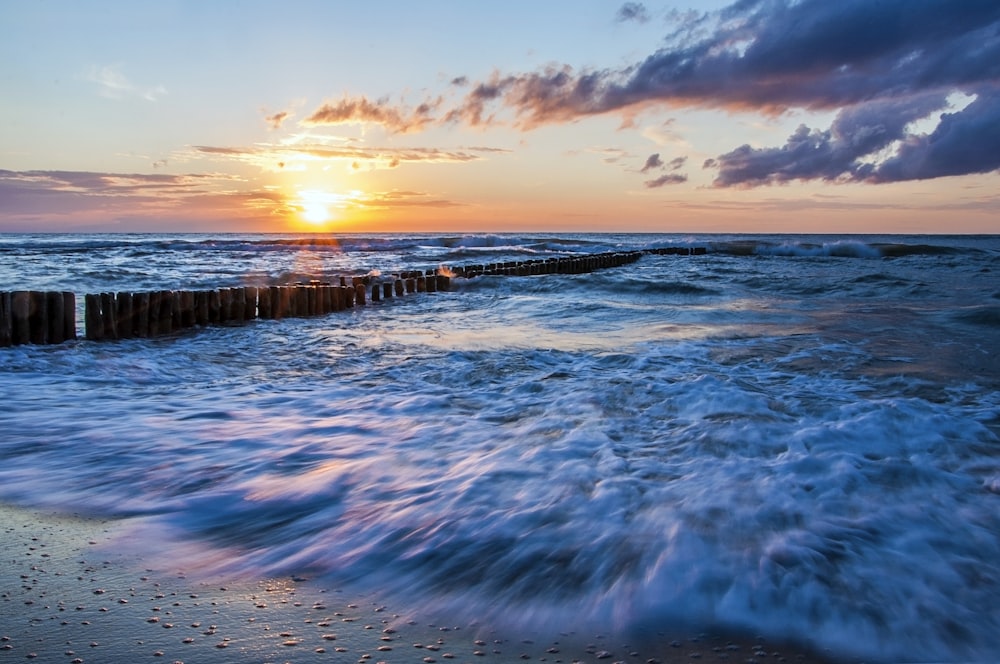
[616,2,650,24]
[433,0,1000,184]
[303,95,442,134]
[265,110,291,130]
[192,142,505,171]
[644,173,687,188]
[713,90,1000,185]
[0,169,249,229]
[489,0,1000,121]
[86,64,166,101]
[867,88,1000,182]
[640,153,663,172]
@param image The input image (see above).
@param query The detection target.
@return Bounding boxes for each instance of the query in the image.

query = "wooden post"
[100,292,117,341]
[84,293,104,341]
[266,286,280,319]
[170,291,182,330]
[394,280,404,296]
[371,283,381,302]
[416,276,426,292]
[425,275,437,293]
[41,292,63,344]
[158,291,173,335]
[321,285,333,314]
[10,292,27,345]
[331,284,343,311]
[383,282,393,299]
[257,287,272,319]
[244,286,258,320]
[193,290,209,326]
[294,285,308,317]
[306,285,318,315]
[115,291,134,339]
[230,287,245,324]
[178,291,195,328]
[342,285,354,308]
[0,292,11,347]
[134,292,150,337]
[354,282,366,305]
[26,291,47,344]
[218,288,232,324]
[63,292,76,341]
[207,289,221,324]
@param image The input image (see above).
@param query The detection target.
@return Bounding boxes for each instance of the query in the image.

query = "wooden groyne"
[1,248,701,347]
[0,291,77,347]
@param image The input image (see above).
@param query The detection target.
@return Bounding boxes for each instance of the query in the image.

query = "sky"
[1,0,999,234]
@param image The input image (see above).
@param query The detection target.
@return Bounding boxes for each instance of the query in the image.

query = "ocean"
[1,233,998,661]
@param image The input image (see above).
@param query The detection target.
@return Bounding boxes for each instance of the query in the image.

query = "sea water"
[1,233,998,661]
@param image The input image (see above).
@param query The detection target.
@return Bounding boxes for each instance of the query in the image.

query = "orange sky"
[2,2,998,234]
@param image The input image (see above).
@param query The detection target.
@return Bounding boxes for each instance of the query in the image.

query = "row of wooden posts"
[0,249,694,347]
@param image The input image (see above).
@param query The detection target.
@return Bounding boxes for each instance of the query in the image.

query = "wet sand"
[1,505,847,664]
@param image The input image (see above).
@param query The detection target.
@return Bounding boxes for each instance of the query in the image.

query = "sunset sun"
[294,189,345,228]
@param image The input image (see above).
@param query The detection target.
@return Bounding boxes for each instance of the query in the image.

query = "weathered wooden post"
[115,291,133,339]
[265,286,279,319]
[371,282,381,302]
[295,285,309,317]
[61,291,76,341]
[257,287,272,319]
[42,291,64,344]
[342,285,355,308]
[207,289,220,324]
[218,288,232,324]
[100,292,117,340]
[84,293,104,341]
[25,291,47,344]
[321,285,333,314]
[394,280,404,296]
[354,282,366,305]
[147,290,161,336]
[177,291,194,328]
[158,291,174,335]
[382,282,393,299]
[11,292,31,345]
[244,286,258,320]
[133,292,150,337]
[230,287,245,324]
[0,292,11,347]
[193,290,209,326]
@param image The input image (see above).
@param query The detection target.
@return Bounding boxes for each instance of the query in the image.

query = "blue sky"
[2,1,998,233]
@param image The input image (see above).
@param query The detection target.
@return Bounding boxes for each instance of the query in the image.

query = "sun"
[302,201,331,225]
[294,188,345,229]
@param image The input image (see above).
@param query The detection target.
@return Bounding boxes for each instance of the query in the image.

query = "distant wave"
[706,238,991,259]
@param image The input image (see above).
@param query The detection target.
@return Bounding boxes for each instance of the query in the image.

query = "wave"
[704,237,997,259]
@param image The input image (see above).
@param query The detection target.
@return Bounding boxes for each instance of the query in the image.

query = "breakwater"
[0,249,695,346]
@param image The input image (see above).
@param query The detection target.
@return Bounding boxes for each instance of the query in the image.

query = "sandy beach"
[0,504,848,664]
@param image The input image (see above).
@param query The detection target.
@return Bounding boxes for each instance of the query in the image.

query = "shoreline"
[1,504,847,664]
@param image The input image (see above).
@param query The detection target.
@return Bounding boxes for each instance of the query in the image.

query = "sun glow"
[294,188,346,228]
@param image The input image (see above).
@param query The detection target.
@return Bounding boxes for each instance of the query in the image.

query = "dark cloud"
[868,88,1000,182]
[438,0,1000,184]
[640,153,664,172]
[667,156,687,171]
[713,92,953,186]
[464,0,1000,125]
[645,173,688,188]
[616,2,650,24]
